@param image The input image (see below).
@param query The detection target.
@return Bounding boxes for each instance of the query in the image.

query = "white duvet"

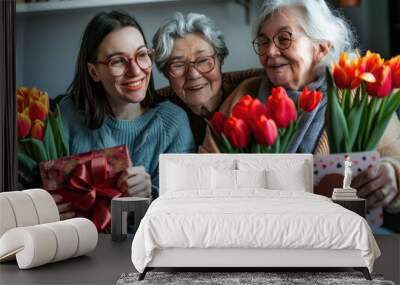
[131,190,380,273]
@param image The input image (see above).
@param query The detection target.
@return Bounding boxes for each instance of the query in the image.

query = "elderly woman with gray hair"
[202,0,400,222]
[153,12,261,146]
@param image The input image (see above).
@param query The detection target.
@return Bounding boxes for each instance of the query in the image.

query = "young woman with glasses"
[152,12,262,147]
[202,0,400,217]
[56,11,195,220]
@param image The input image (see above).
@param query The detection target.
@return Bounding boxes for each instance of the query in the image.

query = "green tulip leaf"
[18,141,29,157]
[365,113,392,150]
[271,136,280,153]
[30,138,49,162]
[342,89,352,116]
[355,84,369,151]
[279,122,295,153]
[18,152,38,173]
[325,68,349,153]
[43,119,58,160]
[382,90,400,118]
[18,152,41,188]
[346,91,367,151]
[53,105,70,156]
[221,133,234,153]
[362,96,379,148]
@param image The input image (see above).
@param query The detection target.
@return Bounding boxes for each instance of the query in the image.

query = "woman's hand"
[50,193,76,220]
[116,166,152,198]
[352,162,398,209]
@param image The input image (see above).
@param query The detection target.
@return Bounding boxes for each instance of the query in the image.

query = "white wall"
[16,0,262,98]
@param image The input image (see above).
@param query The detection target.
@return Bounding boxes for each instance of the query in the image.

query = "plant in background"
[17,87,69,187]
[327,51,400,153]
[209,86,323,153]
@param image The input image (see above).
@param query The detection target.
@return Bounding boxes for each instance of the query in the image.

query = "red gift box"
[39,145,132,231]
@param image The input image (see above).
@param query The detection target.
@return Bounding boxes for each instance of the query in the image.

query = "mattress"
[131,190,380,273]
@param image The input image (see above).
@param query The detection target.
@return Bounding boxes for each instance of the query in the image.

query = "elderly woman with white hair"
[202,0,400,221]
[153,12,261,146]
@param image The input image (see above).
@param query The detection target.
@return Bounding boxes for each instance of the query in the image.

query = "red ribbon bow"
[67,154,122,231]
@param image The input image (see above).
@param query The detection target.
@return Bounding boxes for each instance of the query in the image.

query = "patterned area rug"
[116,271,395,285]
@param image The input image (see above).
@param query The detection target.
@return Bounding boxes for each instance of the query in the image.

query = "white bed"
[131,154,380,280]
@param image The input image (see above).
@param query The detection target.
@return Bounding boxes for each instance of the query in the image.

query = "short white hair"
[254,0,356,76]
[152,12,229,77]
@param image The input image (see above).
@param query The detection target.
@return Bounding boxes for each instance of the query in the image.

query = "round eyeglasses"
[252,31,293,56]
[96,49,154,76]
[167,54,216,78]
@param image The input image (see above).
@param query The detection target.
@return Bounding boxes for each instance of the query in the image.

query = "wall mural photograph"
[1,0,400,284]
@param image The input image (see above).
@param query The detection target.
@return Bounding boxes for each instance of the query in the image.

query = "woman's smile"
[185,82,208,92]
[122,78,145,91]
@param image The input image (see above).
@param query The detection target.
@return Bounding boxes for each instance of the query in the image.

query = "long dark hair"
[67,10,158,129]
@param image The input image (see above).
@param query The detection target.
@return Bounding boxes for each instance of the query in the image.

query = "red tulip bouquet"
[209,86,323,153]
[17,87,69,187]
[327,51,400,153]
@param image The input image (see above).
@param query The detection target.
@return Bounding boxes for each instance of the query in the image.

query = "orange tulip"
[386,55,400,88]
[28,87,49,113]
[17,112,32,138]
[299,86,323,112]
[349,57,376,89]
[332,53,353,89]
[362,51,384,73]
[30,119,45,141]
[332,52,375,89]
[29,87,49,104]
[29,100,49,122]
[365,64,392,98]
[266,87,297,128]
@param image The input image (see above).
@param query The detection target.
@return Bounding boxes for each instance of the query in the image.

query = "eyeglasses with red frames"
[167,54,216,78]
[96,48,155,76]
[252,31,293,56]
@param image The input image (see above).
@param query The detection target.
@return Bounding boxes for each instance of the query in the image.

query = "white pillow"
[266,167,307,191]
[238,159,308,192]
[167,162,212,191]
[236,169,267,189]
[212,168,237,190]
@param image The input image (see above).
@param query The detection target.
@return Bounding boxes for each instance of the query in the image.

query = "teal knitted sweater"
[59,95,195,197]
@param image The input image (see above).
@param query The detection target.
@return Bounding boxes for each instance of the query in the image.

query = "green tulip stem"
[363,96,378,148]
[342,89,352,116]
[376,95,388,126]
